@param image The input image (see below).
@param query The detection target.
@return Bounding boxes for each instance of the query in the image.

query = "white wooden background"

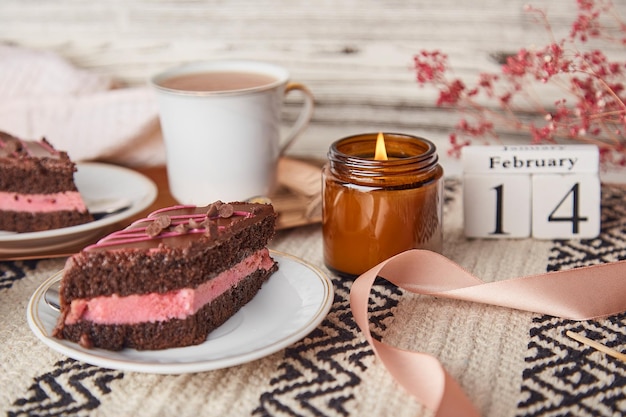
[1,0,625,174]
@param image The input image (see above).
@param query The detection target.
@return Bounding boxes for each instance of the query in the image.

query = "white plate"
[0,162,157,255]
[27,251,334,374]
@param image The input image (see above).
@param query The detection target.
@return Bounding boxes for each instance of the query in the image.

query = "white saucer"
[0,162,157,255]
[27,251,334,374]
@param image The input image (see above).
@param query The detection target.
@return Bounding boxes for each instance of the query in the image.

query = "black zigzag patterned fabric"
[4,182,626,417]
[517,184,626,417]
[0,260,38,291]
[253,278,402,416]
[8,359,123,417]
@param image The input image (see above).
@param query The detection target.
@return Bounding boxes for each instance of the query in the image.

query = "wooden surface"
[2,0,625,167]
[134,165,176,217]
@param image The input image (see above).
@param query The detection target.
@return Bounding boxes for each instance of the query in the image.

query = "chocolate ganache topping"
[85,201,266,252]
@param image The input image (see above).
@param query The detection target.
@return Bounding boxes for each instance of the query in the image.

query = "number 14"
[489,176,600,239]
[491,183,587,235]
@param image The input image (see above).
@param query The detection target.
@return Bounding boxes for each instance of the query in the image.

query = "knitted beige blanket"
[2,180,626,417]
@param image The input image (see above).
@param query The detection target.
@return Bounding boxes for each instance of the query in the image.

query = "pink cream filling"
[0,191,88,213]
[65,248,275,326]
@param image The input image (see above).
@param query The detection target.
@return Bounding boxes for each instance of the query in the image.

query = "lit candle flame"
[374,132,388,161]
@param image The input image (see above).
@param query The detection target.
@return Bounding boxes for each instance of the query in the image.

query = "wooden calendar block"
[531,173,601,239]
[462,144,600,240]
[463,173,531,238]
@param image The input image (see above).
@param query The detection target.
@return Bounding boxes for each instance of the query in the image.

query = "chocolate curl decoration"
[218,203,234,218]
[349,249,626,417]
[145,215,172,237]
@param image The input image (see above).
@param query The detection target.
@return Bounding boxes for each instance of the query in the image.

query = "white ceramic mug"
[151,60,315,205]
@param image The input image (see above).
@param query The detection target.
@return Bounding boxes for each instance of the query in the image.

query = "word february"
[463,144,598,174]
[489,155,577,171]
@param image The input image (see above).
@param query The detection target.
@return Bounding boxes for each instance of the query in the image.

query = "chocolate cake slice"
[53,201,278,351]
[0,131,93,232]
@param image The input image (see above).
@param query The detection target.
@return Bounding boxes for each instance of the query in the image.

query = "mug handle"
[279,82,315,156]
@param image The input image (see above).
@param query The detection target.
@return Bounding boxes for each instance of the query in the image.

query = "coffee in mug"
[157,71,278,92]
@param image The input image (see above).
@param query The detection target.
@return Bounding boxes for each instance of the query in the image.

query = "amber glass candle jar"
[322,132,444,277]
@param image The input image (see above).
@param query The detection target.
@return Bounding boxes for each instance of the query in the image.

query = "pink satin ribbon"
[349,249,626,417]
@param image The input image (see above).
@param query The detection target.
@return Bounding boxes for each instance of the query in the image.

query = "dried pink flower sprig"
[414,0,626,167]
